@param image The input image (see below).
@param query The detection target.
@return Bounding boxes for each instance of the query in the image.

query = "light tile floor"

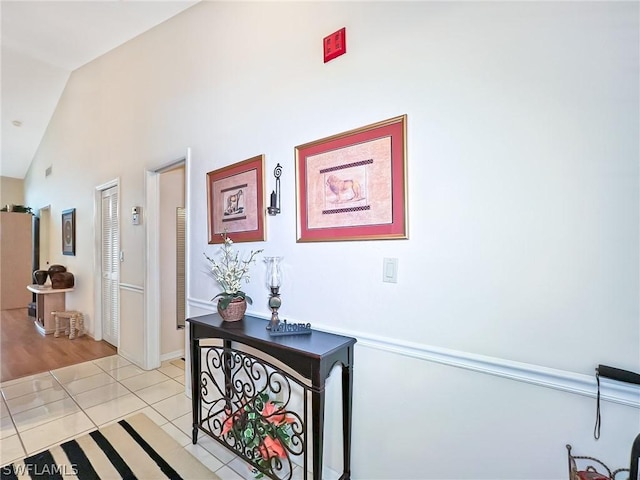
[0,355,265,480]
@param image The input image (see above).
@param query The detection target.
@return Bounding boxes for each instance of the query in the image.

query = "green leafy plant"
[221,392,295,478]
[204,231,263,309]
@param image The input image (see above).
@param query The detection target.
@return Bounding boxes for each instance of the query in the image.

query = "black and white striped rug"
[1,413,219,479]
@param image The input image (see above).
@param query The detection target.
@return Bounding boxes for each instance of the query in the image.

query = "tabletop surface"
[188,313,356,360]
[27,285,74,294]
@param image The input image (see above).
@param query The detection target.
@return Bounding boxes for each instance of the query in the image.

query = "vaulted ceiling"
[1,0,198,179]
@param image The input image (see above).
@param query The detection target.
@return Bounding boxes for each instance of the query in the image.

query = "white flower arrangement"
[204,232,263,309]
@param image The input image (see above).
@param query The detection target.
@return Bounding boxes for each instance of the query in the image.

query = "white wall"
[24,2,639,478]
[0,176,24,207]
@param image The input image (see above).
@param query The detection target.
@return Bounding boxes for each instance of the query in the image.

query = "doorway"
[38,205,51,269]
[144,148,190,370]
[158,164,186,360]
[101,186,119,346]
[95,181,120,347]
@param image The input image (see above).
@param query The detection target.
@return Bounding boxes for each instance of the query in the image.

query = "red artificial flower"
[221,407,243,436]
[221,414,235,436]
[258,435,287,459]
[261,402,295,425]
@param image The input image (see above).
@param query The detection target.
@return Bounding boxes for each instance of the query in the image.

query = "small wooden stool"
[51,311,84,339]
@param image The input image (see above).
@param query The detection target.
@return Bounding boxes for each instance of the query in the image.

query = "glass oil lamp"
[264,257,282,330]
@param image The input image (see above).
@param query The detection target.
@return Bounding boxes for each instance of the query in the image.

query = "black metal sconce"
[267,163,282,216]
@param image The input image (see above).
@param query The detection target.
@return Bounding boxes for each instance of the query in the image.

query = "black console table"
[188,314,356,480]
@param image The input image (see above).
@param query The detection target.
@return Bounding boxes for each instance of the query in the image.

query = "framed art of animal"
[295,115,408,242]
[206,155,266,243]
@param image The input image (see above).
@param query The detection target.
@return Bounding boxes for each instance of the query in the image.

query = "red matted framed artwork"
[295,115,408,242]
[207,155,266,243]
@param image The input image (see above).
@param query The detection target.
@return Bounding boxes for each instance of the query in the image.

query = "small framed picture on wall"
[62,208,76,256]
[206,155,266,243]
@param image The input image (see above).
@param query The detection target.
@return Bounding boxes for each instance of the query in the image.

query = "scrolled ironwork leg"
[191,330,200,444]
[341,360,354,480]
[312,390,325,480]
[223,339,233,400]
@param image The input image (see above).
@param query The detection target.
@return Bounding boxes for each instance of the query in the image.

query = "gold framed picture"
[295,115,408,242]
[206,155,266,243]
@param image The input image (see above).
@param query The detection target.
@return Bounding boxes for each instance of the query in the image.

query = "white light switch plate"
[383,257,398,283]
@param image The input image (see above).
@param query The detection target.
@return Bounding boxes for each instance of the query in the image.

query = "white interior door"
[101,186,119,347]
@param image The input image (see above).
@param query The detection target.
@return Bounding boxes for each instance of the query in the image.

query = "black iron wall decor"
[267,163,282,216]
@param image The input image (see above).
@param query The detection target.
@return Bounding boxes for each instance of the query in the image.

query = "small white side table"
[27,285,75,334]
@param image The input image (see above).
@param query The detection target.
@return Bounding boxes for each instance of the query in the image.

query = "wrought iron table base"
[189,314,356,480]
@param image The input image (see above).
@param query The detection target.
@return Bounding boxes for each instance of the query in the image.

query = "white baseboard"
[160,350,185,362]
[186,297,639,408]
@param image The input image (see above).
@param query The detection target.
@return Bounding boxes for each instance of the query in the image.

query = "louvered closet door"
[101,186,119,347]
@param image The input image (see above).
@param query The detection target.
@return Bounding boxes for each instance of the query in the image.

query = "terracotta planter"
[217,297,247,322]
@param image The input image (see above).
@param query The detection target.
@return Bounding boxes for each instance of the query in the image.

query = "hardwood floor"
[0,308,116,383]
